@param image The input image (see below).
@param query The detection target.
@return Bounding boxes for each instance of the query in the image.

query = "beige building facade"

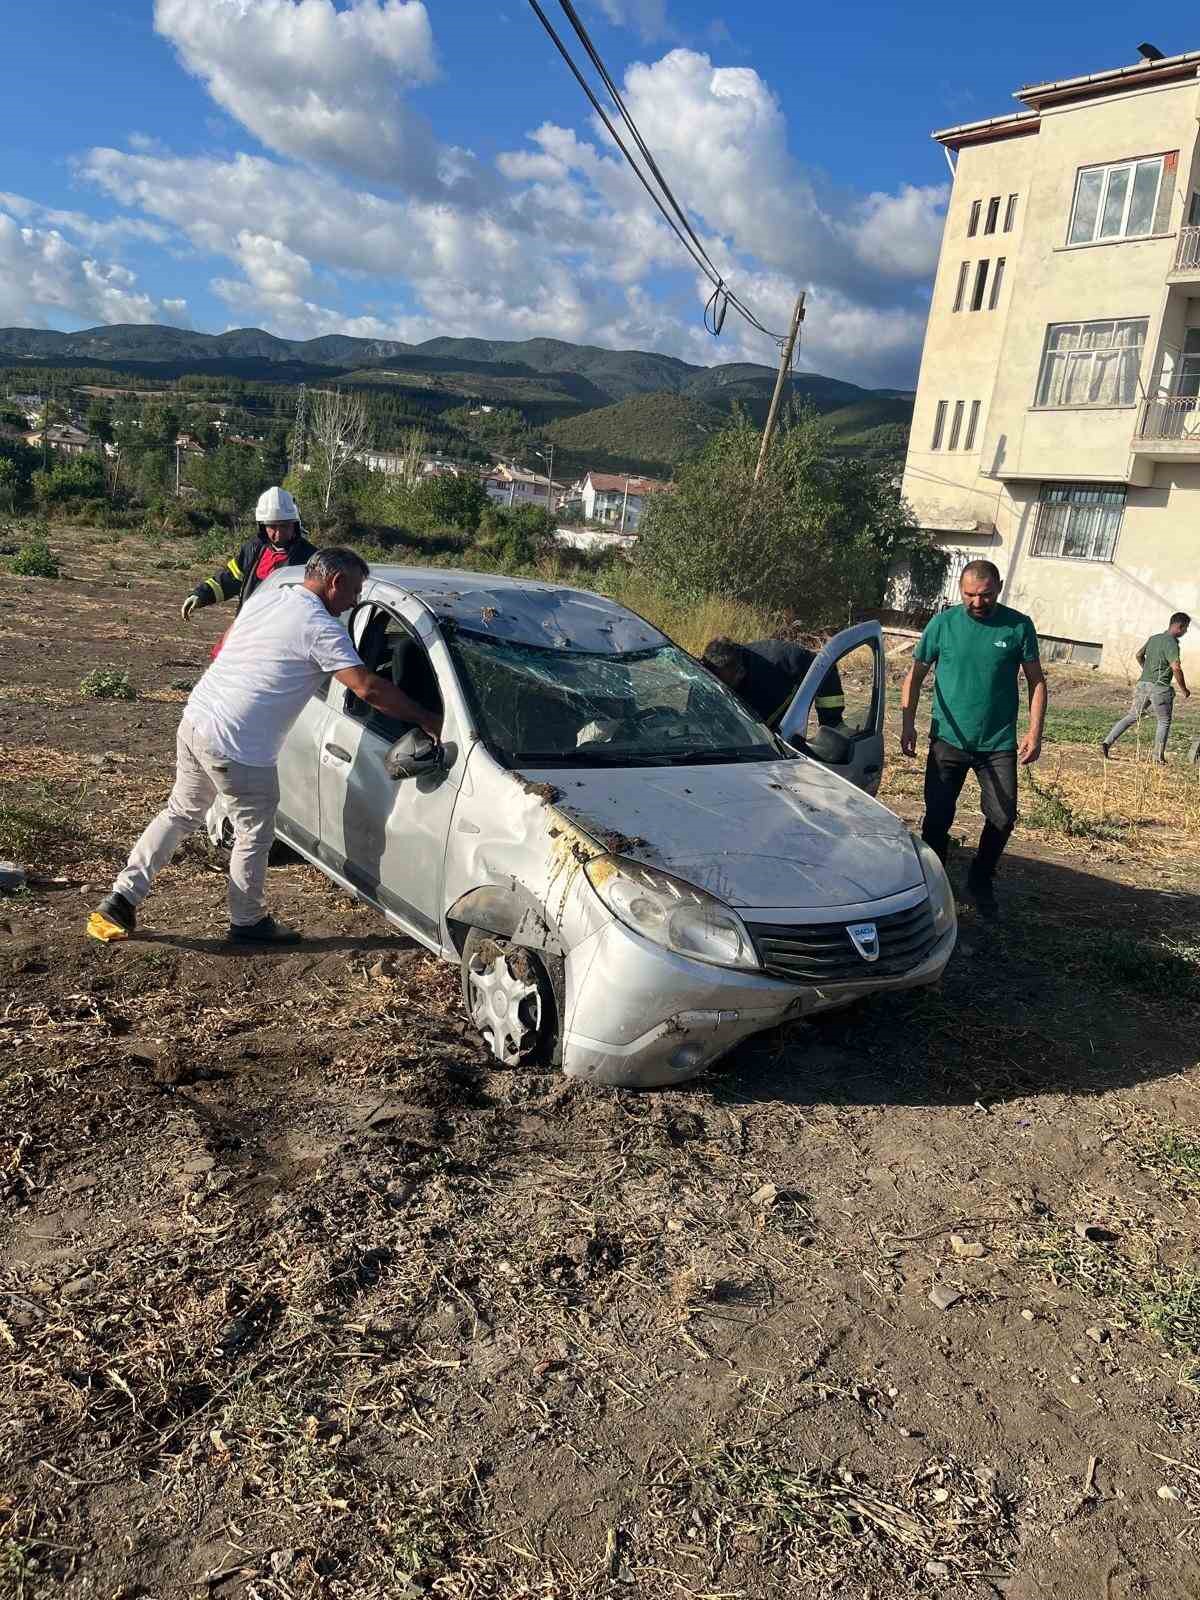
[901,48,1200,674]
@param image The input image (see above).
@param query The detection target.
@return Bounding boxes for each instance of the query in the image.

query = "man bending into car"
[702,637,846,731]
[89,548,441,947]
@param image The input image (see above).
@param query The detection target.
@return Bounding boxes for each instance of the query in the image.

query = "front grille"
[747,898,937,984]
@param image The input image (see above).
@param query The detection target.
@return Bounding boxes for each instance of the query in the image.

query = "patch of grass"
[79,668,136,701]
[1023,773,1127,844]
[1024,1235,1200,1356]
[661,1439,1013,1583]
[9,538,59,579]
[1089,933,1200,1000]
[196,526,231,561]
[0,783,87,862]
[1145,1131,1200,1187]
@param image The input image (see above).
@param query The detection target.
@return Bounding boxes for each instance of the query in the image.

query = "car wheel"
[461,928,559,1068]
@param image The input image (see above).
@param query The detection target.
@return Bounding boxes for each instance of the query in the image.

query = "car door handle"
[323,742,352,763]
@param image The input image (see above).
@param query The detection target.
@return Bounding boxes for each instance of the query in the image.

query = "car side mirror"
[384,729,443,780]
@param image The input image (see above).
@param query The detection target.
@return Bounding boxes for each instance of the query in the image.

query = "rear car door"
[777,621,886,795]
[316,597,460,948]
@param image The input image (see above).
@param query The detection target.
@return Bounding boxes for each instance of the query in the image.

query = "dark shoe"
[1100,740,1110,760]
[97,891,136,933]
[966,869,998,919]
[228,915,300,945]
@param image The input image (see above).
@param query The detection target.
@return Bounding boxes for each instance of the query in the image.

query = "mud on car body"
[250,567,955,1087]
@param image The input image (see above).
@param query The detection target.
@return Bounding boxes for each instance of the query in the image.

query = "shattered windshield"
[448,631,778,767]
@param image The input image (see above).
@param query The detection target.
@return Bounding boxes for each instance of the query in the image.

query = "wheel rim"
[467,945,543,1065]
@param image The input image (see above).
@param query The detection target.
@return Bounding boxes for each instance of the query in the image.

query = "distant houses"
[575,470,669,532]
[482,462,565,509]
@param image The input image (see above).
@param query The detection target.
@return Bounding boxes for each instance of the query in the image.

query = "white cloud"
[0,208,190,329]
[57,31,943,387]
[153,0,452,189]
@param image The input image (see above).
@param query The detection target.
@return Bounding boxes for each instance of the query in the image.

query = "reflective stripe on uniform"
[226,556,244,580]
[204,576,224,602]
[815,693,845,708]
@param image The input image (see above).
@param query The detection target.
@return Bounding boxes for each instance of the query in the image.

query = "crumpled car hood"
[526,757,923,910]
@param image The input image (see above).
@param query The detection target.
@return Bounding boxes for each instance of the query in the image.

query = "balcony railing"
[1136,394,1200,443]
[1173,225,1200,273]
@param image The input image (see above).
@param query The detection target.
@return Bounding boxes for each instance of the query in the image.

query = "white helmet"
[255,486,300,524]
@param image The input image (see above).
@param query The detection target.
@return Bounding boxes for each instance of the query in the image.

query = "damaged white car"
[251,567,955,1087]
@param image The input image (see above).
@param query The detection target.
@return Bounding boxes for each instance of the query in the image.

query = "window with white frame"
[930,400,948,449]
[1034,319,1147,408]
[952,262,969,311]
[964,400,981,450]
[1031,483,1126,562]
[1004,193,1018,231]
[1067,154,1174,244]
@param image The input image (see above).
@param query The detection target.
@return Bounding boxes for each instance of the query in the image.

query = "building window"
[1068,153,1174,244]
[1031,483,1126,562]
[1004,193,1018,231]
[1034,319,1147,408]
[952,262,969,311]
[964,400,981,450]
[970,260,989,311]
[984,196,1001,234]
[988,258,1006,309]
[931,400,948,449]
[968,200,981,237]
[947,400,965,450]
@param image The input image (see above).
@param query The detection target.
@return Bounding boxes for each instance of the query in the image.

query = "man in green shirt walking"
[900,560,1048,916]
[1102,612,1190,763]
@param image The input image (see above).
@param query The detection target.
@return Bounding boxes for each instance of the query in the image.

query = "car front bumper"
[561,918,956,1088]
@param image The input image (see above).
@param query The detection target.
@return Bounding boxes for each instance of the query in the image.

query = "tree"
[85,399,114,449]
[635,408,945,625]
[309,389,368,512]
[412,471,487,531]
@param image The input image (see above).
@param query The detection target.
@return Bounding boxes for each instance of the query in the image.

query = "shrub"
[79,668,136,701]
[411,472,488,532]
[10,537,59,578]
[32,454,107,507]
[636,407,945,625]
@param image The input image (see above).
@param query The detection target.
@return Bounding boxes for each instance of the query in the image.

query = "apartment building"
[901,46,1200,673]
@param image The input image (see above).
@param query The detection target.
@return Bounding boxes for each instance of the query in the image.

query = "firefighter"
[180,487,315,622]
[702,637,847,731]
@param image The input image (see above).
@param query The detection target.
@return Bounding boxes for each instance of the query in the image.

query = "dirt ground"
[3,527,1200,1600]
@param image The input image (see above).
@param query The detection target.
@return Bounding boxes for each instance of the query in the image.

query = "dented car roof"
[370,566,668,654]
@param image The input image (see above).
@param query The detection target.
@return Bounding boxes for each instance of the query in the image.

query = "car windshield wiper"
[658,746,773,765]
[512,750,667,767]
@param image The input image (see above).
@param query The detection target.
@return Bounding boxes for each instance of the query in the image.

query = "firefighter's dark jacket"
[188,530,317,614]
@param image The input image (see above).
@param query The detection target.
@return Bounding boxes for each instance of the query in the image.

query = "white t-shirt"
[185,583,362,766]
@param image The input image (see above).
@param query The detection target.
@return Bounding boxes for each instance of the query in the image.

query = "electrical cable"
[526,0,786,343]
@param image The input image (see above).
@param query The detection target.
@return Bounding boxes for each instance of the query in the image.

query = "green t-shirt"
[1139,631,1180,688]
[914,603,1040,753]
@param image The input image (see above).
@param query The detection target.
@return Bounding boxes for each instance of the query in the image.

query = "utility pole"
[290,383,308,476]
[754,291,806,485]
[619,476,630,531]
[175,439,181,497]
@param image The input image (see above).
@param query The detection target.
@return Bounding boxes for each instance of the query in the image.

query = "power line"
[526,0,786,344]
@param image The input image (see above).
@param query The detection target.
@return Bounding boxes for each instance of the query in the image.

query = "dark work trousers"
[921,738,1019,880]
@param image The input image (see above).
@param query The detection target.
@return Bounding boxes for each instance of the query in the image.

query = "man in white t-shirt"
[89,547,441,945]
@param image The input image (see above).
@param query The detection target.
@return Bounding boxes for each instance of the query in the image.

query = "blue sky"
[0,1,1195,386]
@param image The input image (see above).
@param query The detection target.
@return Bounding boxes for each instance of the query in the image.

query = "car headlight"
[584,854,761,971]
[914,836,957,938]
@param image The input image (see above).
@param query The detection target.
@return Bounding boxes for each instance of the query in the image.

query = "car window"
[792,641,878,744]
[447,631,777,767]
[343,607,444,741]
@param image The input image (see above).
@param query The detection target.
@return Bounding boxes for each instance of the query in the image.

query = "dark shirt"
[736,640,845,729]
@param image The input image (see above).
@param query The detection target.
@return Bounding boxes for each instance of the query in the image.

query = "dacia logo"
[847,921,879,962]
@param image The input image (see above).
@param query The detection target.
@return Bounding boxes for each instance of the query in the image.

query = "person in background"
[91,548,441,947]
[702,637,846,731]
[180,486,315,623]
[1102,612,1191,763]
[899,559,1047,918]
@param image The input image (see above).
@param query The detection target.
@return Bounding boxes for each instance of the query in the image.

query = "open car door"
[776,620,885,795]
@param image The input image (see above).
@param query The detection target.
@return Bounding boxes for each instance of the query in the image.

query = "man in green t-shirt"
[900,560,1047,916]
[1102,612,1190,763]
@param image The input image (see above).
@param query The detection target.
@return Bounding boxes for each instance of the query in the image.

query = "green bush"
[636,407,945,625]
[32,454,107,506]
[10,537,59,578]
[79,668,136,701]
[411,472,488,532]
[475,503,556,569]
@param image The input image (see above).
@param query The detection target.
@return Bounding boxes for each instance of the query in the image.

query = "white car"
[258,567,955,1087]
